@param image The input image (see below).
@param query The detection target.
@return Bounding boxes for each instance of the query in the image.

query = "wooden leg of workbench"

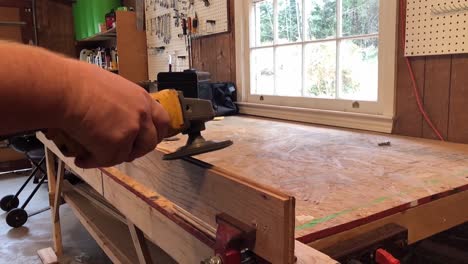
[45,148,64,256]
[127,219,153,264]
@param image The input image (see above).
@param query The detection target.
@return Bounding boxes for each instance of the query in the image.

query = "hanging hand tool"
[182,18,188,49]
[47,89,233,161]
[192,12,199,34]
[187,16,192,35]
[173,9,180,27]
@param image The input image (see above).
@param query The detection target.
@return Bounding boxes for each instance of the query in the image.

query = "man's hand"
[60,61,170,168]
[0,43,168,168]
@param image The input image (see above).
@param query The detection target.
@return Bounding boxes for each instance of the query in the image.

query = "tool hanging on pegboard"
[145,0,229,78]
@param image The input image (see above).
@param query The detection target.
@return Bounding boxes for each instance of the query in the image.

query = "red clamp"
[213,213,256,264]
[375,249,400,264]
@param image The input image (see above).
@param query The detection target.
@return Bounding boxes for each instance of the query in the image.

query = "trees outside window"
[251,0,379,101]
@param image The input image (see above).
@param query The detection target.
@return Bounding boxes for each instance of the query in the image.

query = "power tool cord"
[399,0,445,141]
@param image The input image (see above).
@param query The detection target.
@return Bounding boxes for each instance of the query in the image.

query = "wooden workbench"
[37,116,468,263]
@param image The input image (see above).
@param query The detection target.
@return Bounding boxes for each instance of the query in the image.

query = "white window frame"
[234,0,398,133]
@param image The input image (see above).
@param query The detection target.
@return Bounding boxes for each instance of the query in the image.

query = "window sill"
[237,102,394,133]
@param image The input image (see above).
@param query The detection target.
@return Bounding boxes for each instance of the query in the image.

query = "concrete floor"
[0,172,111,264]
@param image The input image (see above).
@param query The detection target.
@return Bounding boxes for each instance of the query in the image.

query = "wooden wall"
[393,2,468,144]
[0,0,35,44]
[35,0,75,57]
[191,0,236,82]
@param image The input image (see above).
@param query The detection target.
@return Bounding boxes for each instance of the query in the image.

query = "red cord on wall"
[399,0,445,141]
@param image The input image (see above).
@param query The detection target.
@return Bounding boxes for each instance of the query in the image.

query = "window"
[237,0,397,126]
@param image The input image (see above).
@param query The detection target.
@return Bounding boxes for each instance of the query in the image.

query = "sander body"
[49,89,233,161]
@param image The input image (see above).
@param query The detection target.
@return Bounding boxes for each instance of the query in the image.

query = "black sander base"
[163,132,233,160]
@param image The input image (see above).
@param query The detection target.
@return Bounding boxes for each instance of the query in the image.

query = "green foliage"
[342,0,379,37]
[305,44,336,97]
[308,0,336,40]
[259,2,274,43]
[278,0,302,42]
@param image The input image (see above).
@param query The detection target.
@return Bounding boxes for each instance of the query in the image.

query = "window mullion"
[301,0,306,97]
[273,0,278,95]
[336,0,343,99]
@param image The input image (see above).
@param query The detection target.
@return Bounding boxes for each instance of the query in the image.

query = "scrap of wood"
[37,247,58,264]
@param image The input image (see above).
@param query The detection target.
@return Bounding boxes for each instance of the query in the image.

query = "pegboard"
[405,0,468,57]
[145,0,229,80]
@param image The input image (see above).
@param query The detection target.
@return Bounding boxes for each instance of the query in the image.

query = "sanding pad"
[163,140,233,160]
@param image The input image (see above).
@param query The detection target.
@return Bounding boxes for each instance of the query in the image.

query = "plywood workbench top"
[157,116,468,241]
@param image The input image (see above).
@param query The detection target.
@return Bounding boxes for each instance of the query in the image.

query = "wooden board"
[113,153,296,263]
[0,7,22,42]
[45,148,62,256]
[448,54,468,143]
[100,167,215,263]
[37,247,58,264]
[295,241,338,264]
[422,55,451,140]
[38,132,297,263]
[63,183,143,264]
[393,6,425,139]
[116,11,148,83]
[309,189,468,251]
[190,0,236,82]
[68,177,329,263]
[35,0,75,56]
[37,114,468,261]
[157,116,468,242]
[63,182,177,264]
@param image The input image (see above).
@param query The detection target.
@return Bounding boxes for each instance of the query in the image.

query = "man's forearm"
[0,42,80,135]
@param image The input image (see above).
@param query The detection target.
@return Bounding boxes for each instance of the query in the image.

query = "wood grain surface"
[39,132,306,263]
[448,54,468,143]
[422,55,451,140]
[114,151,296,263]
[116,11,148,82]
[158,116,468,241]
[191,0,235,82]
[35,0,75,57]
[394,1,468,144]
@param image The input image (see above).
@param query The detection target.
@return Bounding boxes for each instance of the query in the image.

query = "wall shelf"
[75,11,148,82]
[77,27,116,42]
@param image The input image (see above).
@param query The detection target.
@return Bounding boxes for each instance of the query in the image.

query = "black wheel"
[0,195,19,212]
[6,208,28,228]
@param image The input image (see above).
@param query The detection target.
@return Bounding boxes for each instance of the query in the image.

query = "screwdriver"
[182,18,188,50]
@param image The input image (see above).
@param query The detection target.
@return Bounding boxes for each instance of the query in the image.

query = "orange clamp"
[375,249,400,264]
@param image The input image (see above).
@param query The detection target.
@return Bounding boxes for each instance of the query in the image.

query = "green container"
[73,0,121,40]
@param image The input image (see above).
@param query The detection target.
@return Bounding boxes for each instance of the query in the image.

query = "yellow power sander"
[48,89,233,160]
